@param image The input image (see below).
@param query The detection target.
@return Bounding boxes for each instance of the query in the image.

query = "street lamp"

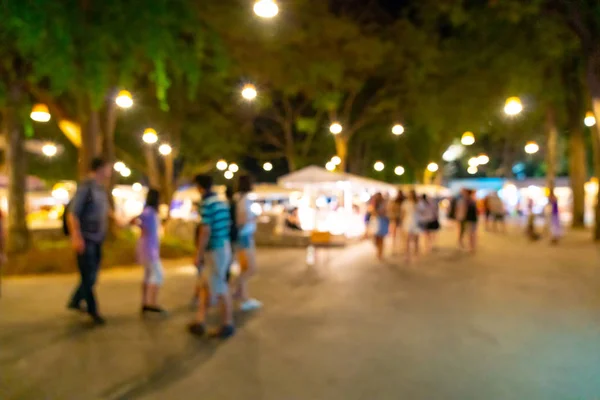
[394,166,405,176]
[241,84,257,100]
[254,0,279,18]
[325,162,336,171]
[331,156,341,165]
[216,159,228,171]
[263,162,273,171]
[467,166,478,175]
[224,170,234,180]
[584,111,596,127]
[477,154,489,165]
[41,143,57,157]
[228,163,239,173]
[142,128,158,144]
[158,143,172,156]
[504,96,523,116]
[461,131,475,146]
[30,104,51,122]
[114,161,126,172]
[427,162,439,172]
[392,124,404,136]
[374,161,384,172]
[524,141,539,154]
[115,90,133,108]
[329,122,343,135]
[121,167,132,177]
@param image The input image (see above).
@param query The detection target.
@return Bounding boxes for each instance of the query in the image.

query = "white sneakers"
[240,298,263,311]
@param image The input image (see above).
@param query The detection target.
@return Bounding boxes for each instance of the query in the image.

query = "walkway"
[1,228,599,399]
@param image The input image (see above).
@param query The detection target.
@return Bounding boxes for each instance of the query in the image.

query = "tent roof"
[278,165,396,192]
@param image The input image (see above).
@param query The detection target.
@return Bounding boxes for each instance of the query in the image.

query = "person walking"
[548,191,562,245]
[189,175,235,339]
[66,158,111,325]
[458,189,478,252]
[418,194,440,252]
[401,190,421,264]
[372,193,389,261]
[388,190,405,254]
[487,192,506,233]
[131,188,166,315]
[234,175,262,311]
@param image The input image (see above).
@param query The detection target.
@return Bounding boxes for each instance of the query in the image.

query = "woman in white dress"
[401,190,421,263]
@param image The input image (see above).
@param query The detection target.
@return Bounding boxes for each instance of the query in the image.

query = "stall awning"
[278,165,396,192]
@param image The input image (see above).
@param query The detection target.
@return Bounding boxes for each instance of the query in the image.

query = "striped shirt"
[199,192,231,250]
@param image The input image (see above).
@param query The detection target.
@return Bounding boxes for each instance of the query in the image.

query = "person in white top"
[487,192,506,233]
[234,175,261,311]
[418,194,440,252]
[401,190,421,264]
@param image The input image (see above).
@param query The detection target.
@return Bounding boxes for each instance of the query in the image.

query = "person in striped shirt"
[189,174,235,338]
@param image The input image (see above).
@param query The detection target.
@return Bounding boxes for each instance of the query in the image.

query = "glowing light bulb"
[427,162,439,172]
[253,0,279,18]
[394,166,405,176]
[392,124,404,135]
[374,161,384,172]
[263,162,273,171]
[329,122,343,135]
[115,90,133,108]
[216,160,228,171]
[461,131,475,146]
[241,84,257,100]
[142,128,158,144]
[41,143,57,157]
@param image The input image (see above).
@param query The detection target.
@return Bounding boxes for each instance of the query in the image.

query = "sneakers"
[91,315,106,326]
[141,305,168,315]
[188,322,206,336]
[216,324,235,339]
[240,298,262,312]
[189,323,235,339]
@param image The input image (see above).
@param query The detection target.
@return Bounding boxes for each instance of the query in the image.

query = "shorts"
[204,243,232,296]
[376,217,389,237]
[425,220,440,231]
[143,260,164,285]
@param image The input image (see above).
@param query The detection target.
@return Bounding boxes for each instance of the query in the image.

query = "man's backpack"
[62,183,94,236]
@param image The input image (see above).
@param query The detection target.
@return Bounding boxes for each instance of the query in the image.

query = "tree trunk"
[102,91,119,238]
[568,125,587,228]
[545,106,558,193]
[144,146,160,188]
[2,92,30,253]
[586,52,600,240]
[283,122,296,172]
[78,97,100,180]
[334,135,348,173]
[162,153,174,217]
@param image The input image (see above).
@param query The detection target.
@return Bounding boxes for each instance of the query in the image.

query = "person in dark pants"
[66,158,112,325]
[225,186,238,284]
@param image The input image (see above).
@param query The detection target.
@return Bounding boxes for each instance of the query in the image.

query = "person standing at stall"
[234,175,262,311]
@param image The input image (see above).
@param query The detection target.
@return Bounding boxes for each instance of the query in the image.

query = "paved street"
[1,227,600,400]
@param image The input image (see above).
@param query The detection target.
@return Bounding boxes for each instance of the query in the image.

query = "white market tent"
[278,165,396,193]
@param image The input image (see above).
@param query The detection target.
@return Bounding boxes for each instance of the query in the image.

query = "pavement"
[1,226,600,400]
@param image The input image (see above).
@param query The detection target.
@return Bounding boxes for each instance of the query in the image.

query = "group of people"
[367,190,440,263]
[65,157,260,338]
